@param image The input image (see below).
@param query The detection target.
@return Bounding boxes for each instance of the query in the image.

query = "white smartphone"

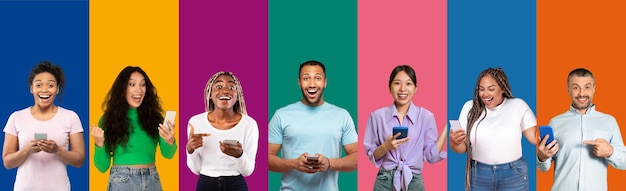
[164,110,176,130]
[34,132,47,140]
[223,139,238,146]
[449,120,462,131]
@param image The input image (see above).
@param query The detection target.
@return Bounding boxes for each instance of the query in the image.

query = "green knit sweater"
[94,108,177,173]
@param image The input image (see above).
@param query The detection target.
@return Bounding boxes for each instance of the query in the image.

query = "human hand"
[537,134,559,162]
[220,141,243,158]
[186,124,210,154]
[306,153,330,172]
[159,120,176,145]
[37,139,60,153]
[91,125,105,148]
[293,153,320,174]
[23,140,42,154]
[583,138,614,158]
[381,133,410,152]
[449,129,466,147]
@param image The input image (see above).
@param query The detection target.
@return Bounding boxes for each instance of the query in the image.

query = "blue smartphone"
[392,126,408,139]
[539,126,555,146]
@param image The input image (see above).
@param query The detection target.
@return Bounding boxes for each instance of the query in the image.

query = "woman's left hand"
[159,120,176,145]
[220,141,243,158]
[37,140,60,153]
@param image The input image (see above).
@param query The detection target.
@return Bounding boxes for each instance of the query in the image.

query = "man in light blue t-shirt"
[268,60,358,191]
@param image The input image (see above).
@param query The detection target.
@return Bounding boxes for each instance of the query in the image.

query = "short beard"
[571,101,592,111]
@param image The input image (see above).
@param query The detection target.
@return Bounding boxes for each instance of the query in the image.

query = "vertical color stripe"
[179,0,269,190]
[536,1,626,190]
[268,1,358,190]
[448,1,537,190]
[89,1,179,190]
[0,1,89,190]
[357,0,448,190]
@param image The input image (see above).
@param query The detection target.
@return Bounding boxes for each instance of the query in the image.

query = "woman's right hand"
[449,129,466,147]
[381,133,410,151]
[186,123,210,154]
[91,125,105,148]
[24,140,42,154]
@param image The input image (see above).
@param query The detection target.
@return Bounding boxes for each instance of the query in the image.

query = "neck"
[211,109,238,121]
[32,104,57,114]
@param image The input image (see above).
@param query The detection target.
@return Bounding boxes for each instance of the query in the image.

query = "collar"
[386,102,418,125]
[569,103,596,115]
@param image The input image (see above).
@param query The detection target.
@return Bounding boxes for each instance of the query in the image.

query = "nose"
[399,83,407,92]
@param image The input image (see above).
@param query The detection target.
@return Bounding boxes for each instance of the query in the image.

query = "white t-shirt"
[186,112,259,177]
[458,98,536,164]
[3,107,83,191]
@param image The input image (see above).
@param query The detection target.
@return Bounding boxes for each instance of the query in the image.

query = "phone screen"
[164,110,176,130]
[449,120,462,131]
[539,126,555,146]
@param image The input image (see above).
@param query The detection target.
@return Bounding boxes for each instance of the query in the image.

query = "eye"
[572,86,578,90]
[216,85,222,89]
[406,82,413,86]
[35,84,42,88]
[229,86,236,90]
[315,76,322,81]
[129,83,135,87]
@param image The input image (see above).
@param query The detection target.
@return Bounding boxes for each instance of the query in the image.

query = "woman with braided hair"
[186,71,259,191]
[450,67,538,191]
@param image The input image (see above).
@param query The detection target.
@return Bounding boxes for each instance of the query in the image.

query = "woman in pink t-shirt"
[2,61,85,191]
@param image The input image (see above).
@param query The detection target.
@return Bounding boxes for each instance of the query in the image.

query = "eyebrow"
[215,79,235,83]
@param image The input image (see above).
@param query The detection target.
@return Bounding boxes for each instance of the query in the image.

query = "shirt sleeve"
[606,118,626,170]
[69,110,84,134]
[186,123,202,175]
[364,112,384,167]
[233,116,259,177]
[94,145,112,173]
[520,100,537,131]
[159,136,178,159]
[268,112,283,144]
[536,155,553,172]
[3,112,17,136]
[341,110,358,145]
[423,114,447,163]
[94,116,112,173]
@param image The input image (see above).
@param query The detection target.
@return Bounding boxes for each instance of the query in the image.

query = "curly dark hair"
[28,60,66,100]
[101,66,163,153]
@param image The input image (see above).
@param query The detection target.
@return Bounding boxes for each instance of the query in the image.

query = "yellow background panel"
[89,1,179,190]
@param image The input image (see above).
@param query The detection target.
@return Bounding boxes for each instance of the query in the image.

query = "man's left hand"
[583,138,614,158]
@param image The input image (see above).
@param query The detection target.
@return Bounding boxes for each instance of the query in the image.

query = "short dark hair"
[388,65,417,87]
[28,60,66,98]
[567,68,594,85]
[299,60,326,77]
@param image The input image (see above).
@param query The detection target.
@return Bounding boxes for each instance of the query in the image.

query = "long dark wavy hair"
[101,66,163,153]
[464,67,514,190]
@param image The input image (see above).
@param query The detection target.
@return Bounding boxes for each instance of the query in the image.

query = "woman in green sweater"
[91,66,177,191]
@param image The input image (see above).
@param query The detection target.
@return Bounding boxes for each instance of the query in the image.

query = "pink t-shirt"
[3,107,83,191]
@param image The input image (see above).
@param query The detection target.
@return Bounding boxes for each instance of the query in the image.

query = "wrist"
[326,158,331,171]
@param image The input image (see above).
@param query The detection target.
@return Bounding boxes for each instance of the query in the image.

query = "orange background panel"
[537,1,626,190]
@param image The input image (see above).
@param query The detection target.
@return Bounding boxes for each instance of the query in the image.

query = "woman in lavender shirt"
[364,65,447,191]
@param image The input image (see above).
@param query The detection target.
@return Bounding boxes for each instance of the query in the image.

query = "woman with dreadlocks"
[450,67,538,191]
[186,71,259,191]
[91,66,177,191]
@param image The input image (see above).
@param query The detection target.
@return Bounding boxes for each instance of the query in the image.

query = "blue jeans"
[373,168,424,191]
[470,157,528,191]
[107,166,163,191]
[196,174,248,191]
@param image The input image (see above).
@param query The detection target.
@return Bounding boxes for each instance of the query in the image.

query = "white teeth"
[398,94,408,98]
[218,96,231,100]
[39,95,51,98]
[132,95,141,98]
[307,89,318,93]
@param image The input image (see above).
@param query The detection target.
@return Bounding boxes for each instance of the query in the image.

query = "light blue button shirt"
[537,105,626,191]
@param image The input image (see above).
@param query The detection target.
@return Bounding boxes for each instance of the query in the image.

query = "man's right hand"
[537,134,559,162]
[293,153,320,174]
[187,123,210,154]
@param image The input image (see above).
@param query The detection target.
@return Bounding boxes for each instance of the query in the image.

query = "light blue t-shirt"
[269,101,358,191]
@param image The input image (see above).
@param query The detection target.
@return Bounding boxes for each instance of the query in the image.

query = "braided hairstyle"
[204,71,247,115]
[464,67,514,190]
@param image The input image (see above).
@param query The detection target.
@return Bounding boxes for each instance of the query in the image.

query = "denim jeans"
[373,168,424,191]
[107,166,163,191]
[196,174,248,191]
[470,157,528,191]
